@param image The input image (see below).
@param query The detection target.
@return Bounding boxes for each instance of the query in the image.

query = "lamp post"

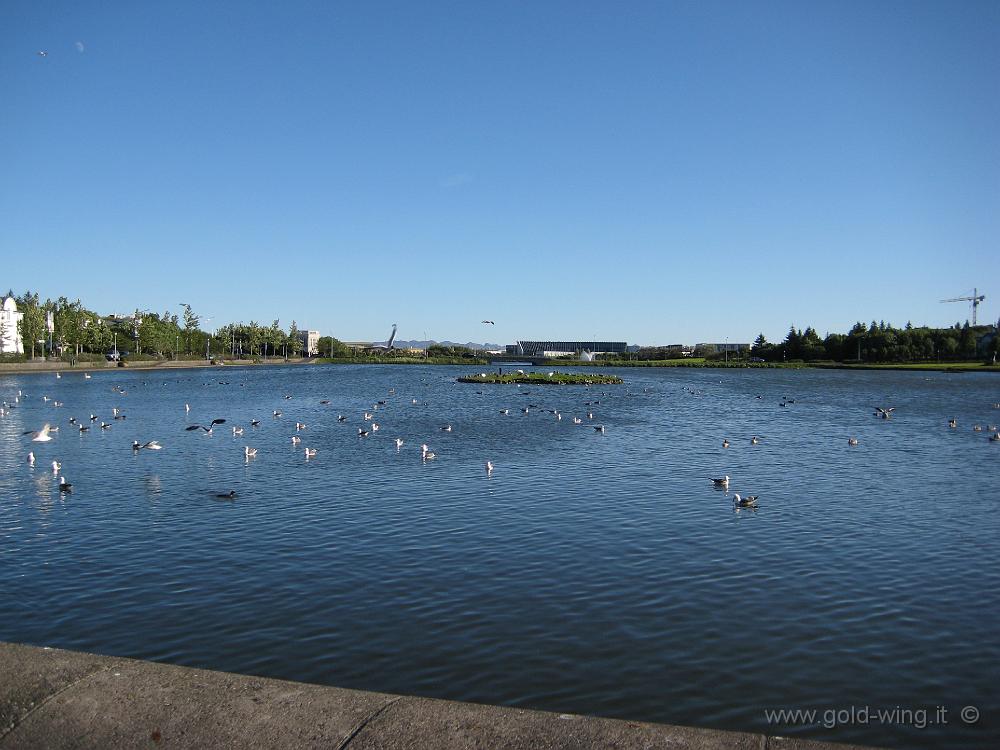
[178,303,188,355]
[202,318,213,361]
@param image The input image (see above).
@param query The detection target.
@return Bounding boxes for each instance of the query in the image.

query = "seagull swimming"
[59,476,72,493]
[215,490,237,500]
[733,493,758,508]
[848,437,859,446]
[305,447,317,458]
[291,436,301,445]
[395,438,404,450]
[722,439,730,448]
[337,415,347,422]
[132,440,162,451]
[232,426,244,436]
[594,425,606,433]
[948,419,957,428]
[244,446,257,458]
[27,452,35,466]
[51,460,61,473]
[711,475,730,488]
[873,406,894,419]
[751,436,759,445]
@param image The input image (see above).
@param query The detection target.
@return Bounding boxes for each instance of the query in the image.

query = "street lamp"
[178,303,188,356]
[202,317,213,361]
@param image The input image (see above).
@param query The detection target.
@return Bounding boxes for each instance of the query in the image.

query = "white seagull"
[25,424,53,442]
[710,475,730,488]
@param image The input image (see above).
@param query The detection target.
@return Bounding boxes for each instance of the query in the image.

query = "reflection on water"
[1,364,998,749]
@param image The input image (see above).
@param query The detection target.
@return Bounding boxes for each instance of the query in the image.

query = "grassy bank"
[316,356,489,365]
[550,358,804,369]
[552,359,998,372]
[457,371,623,385]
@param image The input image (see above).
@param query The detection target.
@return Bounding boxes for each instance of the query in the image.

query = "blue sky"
[2,0,997,345]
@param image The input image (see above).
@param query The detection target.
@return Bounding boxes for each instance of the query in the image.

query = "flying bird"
[37,50,48,57]
[482,320,495,325]
[185,419,226,433]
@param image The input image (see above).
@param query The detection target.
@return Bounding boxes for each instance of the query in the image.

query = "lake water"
[1,364,997,748]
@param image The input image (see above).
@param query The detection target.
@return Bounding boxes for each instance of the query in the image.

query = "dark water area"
[2,364,998,748]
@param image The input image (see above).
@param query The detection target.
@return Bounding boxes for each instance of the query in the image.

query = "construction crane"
[940,288,986,325]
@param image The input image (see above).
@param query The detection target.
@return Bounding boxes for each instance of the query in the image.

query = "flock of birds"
[701,394,1000,510]
[6,370,623,502]
[5,371,1000,508]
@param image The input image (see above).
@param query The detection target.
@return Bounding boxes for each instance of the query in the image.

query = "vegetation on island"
[458,371,623,385]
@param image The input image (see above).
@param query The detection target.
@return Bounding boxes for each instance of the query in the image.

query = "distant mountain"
[391,339,503,351]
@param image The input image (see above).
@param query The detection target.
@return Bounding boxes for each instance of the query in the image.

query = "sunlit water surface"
[1,365,998,748]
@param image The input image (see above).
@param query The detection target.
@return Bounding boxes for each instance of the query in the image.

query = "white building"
[297,329,320,356]
[0,292,24,354]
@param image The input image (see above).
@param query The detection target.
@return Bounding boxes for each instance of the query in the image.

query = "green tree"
[288,320,302,357]
[16,291,45,358]
[268,320,282,358]
[317,335,348,357]
[182,304,199,353]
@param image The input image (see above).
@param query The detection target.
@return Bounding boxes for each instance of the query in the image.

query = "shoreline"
[0,357,316,376]
[1,357,996,377]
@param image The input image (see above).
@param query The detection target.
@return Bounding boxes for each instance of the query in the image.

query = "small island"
[457,371,623,385]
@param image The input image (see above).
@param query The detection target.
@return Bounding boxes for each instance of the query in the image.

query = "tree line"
[749,320,998,363]
[5,292,342,361]
[617,319,998,364]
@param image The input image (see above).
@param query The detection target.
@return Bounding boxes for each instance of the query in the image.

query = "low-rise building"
[505,340,628,357]
[297,330,320,356]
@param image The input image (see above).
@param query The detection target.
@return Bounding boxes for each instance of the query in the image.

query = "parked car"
[106,350,128,361]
